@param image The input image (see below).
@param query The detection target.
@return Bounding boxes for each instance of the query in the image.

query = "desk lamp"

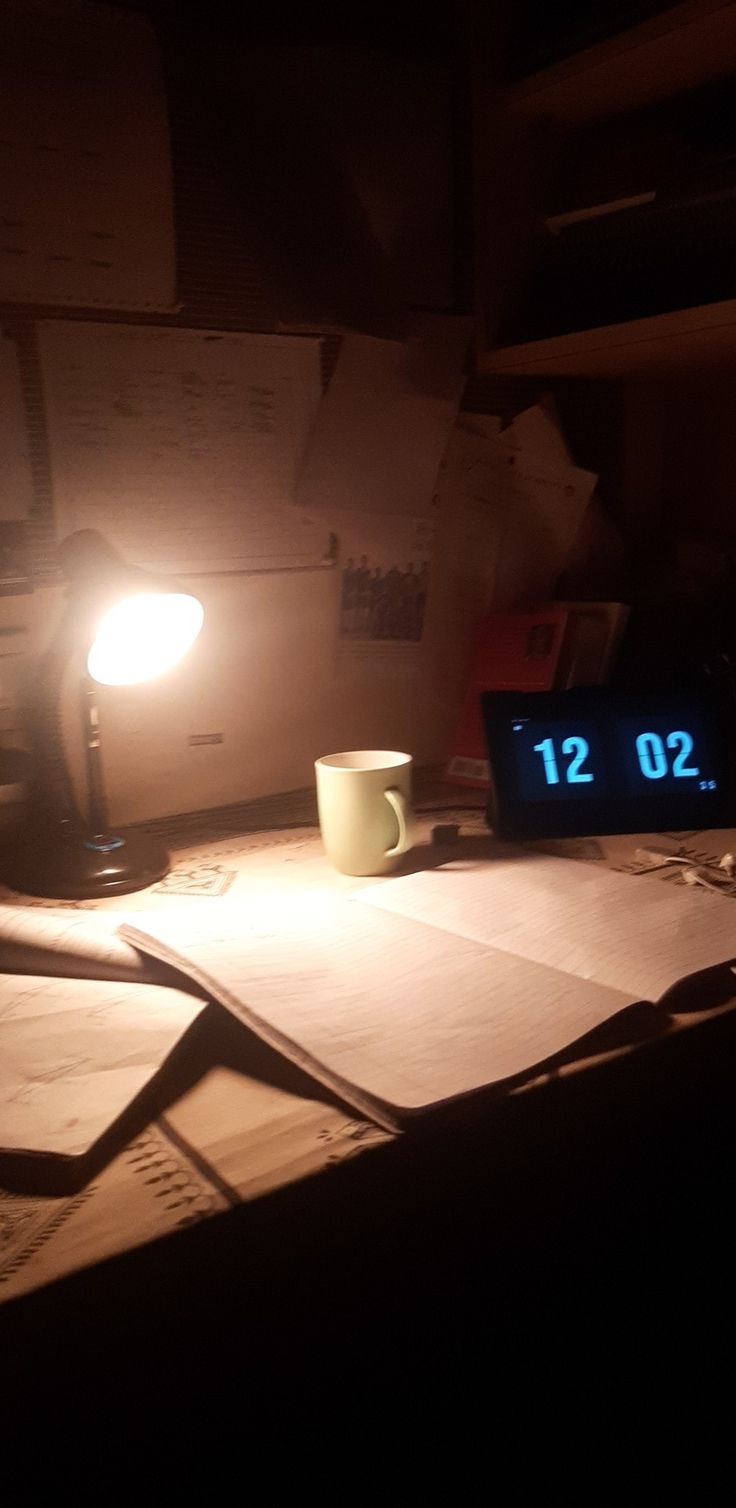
[8,529,204,899]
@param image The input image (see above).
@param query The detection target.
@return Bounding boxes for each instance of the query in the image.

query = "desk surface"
[2,786,736,1307]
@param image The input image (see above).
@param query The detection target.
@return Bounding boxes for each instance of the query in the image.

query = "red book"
[446,608,570,788]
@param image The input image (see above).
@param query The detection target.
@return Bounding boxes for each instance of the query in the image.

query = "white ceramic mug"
[315,750,414,876]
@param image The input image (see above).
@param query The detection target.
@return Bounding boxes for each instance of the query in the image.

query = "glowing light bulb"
[86,592,204,687]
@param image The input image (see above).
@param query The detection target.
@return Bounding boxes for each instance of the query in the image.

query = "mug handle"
[384,787,410,858]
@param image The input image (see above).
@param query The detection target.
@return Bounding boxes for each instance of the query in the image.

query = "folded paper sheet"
[0,905,205,1156]
[0,973,204,1157]
[0,904,157,982]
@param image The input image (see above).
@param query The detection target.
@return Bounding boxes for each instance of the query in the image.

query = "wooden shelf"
[507,1,736,124]
[478,298,736,376]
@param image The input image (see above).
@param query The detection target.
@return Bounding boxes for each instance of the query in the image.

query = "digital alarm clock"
[482,687,734,840]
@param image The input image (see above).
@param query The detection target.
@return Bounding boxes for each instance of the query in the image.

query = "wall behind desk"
[2,5,629,824]
[96,571,452,824]
[3,571,451,824]
[1,4,460,822]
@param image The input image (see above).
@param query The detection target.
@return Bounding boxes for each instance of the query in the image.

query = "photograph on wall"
[337,515,433,646]
[332,511,434,682]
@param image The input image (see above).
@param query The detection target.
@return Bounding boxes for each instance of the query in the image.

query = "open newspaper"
[119,850,736,1130]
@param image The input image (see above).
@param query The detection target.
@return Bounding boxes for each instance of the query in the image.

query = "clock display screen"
[482,688,732,840]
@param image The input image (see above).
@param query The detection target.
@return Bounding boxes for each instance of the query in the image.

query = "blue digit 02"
[636,730,700,779]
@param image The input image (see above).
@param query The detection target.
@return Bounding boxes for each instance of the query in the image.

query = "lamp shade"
[87,591,204,686]
[56,529,204,684]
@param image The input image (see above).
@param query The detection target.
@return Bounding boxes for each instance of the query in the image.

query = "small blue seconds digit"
[562,735,594,783]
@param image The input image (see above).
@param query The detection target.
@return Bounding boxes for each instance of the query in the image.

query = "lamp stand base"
[6,827,170,900]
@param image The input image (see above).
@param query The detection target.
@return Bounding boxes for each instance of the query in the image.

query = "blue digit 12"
[533,735,593,786]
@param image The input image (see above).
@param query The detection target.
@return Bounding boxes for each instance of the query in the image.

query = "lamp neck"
[27,596,108,837]
[27,598,84,832]
[81,675,109,836]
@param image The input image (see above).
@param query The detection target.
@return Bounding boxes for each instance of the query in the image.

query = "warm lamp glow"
[86,591,204,687]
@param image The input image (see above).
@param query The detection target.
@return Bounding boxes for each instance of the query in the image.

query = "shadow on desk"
[393,830,518,875]
[5,995,736,1454]
[0,1001,362,1197]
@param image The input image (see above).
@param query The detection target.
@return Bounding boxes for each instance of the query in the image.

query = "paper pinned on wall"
[502,397,573,467]
[456,412,503,443]
[426,475,504,700]
[0,332,32,523]
[423,404,597,696]
[39,321,327,574]
[296,314,471,521]
[438,425,597,609]
[0,0,176,310]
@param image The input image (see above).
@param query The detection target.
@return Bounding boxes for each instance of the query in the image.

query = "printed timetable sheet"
[39,322,325,573]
